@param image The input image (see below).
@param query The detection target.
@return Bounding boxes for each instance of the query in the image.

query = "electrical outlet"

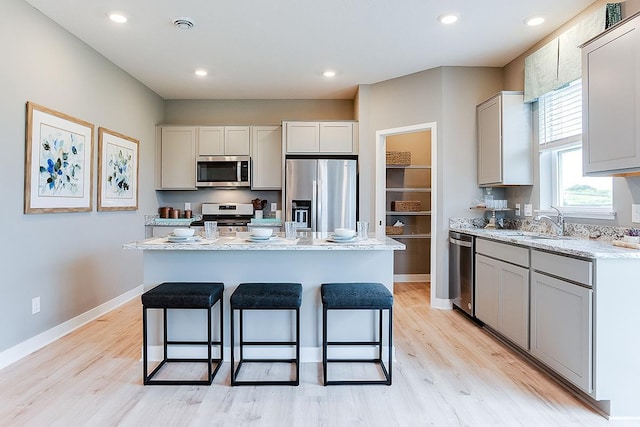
[184,202,191,211]
[524,204,533,217]
[515,203,521,216]
[32,297,40,314]
[632,204,640,223]
[271,202,277,211]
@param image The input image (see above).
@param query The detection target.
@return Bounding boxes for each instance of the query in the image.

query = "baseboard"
[146,345,396,363]
[0,285,144,371]
[393,274,430,282]
[431,297,453,310]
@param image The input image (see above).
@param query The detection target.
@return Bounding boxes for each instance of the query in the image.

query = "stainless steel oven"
[449,231,475,318]
[196,156,250,188]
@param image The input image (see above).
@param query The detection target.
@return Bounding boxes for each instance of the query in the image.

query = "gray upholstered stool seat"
[141,282,224,386]
[321,282,393,386]
[321,282,393,309]
[230,283,302,386]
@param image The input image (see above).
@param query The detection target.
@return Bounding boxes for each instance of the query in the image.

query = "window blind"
[538,79,582,150]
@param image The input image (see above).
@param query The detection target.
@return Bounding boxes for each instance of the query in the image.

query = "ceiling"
[24,0,596,100]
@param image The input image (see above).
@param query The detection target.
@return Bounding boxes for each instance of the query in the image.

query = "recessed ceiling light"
[195,69,208,77]
[438,13,458,25]
[525,16,545,26]
[174,17,195,31]
[108,13,128,24]
[323,70,336,78]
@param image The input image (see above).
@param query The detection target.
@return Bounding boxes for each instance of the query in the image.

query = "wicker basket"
[385,225,404,235]
[386,151,411,166]
[391,200,421,212]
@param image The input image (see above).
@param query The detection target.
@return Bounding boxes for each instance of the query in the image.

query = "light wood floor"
[0,283,633,426]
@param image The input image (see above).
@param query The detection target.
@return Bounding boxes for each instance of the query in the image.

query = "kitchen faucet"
[534,206,565,236]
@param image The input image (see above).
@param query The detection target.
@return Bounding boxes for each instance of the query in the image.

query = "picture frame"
[97,127,139,211]
[24,102,94,214]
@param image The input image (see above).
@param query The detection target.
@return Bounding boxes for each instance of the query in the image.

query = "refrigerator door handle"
[312,179,318,231]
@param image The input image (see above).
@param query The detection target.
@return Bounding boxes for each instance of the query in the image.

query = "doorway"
[375,123,437,305]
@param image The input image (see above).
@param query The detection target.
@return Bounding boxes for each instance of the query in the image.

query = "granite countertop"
[124,232,406,251]
[450,226,640,259]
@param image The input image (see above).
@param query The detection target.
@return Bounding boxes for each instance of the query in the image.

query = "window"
[538,80,613,217]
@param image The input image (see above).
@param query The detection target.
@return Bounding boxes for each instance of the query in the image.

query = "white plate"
[330,234,356,240]
[167,235,200,243]
[247,236,279,243]
[327,236,359,243]
[249,234,271,240]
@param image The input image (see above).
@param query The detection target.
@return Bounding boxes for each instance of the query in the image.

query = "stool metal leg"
[323,306,393,386]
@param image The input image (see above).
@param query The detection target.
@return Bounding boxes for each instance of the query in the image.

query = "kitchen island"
[125,233,405,362]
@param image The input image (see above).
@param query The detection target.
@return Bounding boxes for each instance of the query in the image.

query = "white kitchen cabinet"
[156,126,197,190]
[476,91,532,186]
[582,15,640,175]
[284,121,357,154]
[251,125,282,189]
[198,126,251,156]
[530,250,593,393]
[475,239,529,350]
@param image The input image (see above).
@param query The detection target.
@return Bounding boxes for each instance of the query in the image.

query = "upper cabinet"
[284,121,357,154]
[156,126,197,190]
[251,125,282,190]
[582,15,640,175]
[198,126,251,156]
[477,92,533,187]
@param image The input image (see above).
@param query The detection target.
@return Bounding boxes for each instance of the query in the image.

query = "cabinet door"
[251,126,282,189]
[225,126,251,155]
[286,122,320,153]
[500,263,529,350]
[475,254,500,330]
[530,271,593,393]
[198,127,225,156]
[160,127,196,189]
[320,122,353,153]
[477,95,502,185]
[583,18,640,175]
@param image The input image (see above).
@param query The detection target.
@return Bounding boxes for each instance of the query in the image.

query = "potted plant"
[624,228,640,244]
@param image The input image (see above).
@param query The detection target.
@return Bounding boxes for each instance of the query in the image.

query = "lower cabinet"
[530,251,593,394]
[475,239,529,350]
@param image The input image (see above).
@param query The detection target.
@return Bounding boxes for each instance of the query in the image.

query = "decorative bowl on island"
[172,228,195,237]
[251,228,273,238]
[334,228,355,238]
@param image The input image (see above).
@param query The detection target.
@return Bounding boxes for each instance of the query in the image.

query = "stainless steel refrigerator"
[285,157,357,232]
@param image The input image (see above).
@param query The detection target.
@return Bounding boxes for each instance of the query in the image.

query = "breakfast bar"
[125,233,405,362]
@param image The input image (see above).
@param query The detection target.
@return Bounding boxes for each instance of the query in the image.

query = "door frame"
[375,122,437,305]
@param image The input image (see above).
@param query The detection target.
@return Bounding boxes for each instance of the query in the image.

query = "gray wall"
[358,67,503,300]
[0,0,163,351]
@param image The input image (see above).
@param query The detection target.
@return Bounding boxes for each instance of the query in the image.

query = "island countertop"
[124,232,405,251]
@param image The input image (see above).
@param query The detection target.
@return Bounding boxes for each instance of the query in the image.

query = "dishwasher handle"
[450,237,473,248]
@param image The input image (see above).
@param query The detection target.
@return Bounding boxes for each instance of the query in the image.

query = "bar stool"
[141,282,224,385]
[321,282,393,385]
[230,282,302,386]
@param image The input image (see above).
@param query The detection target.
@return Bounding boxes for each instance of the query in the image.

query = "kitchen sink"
[520,234,572,241]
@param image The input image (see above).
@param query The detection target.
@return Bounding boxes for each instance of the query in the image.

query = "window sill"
[536,209,616,221]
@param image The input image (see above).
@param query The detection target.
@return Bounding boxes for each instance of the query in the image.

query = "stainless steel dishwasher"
[449,231,475,318]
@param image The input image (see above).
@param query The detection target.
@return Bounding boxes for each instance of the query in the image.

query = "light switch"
[524,204,533,217]
[515,203,521,216]
[632,204,640,223]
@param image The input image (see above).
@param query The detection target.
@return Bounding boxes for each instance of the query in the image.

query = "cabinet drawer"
[531,250,592,287]
[476,238,529,268]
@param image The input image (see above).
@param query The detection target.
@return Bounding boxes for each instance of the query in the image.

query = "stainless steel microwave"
[196,156,250,188]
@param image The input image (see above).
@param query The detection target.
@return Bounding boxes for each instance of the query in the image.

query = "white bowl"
[172,228,195,237]
[334,228,355,238]
[251,228,273,238]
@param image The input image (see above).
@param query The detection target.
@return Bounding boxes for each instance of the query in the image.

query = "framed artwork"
[24,102,94,213]
[97,127,139,211]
